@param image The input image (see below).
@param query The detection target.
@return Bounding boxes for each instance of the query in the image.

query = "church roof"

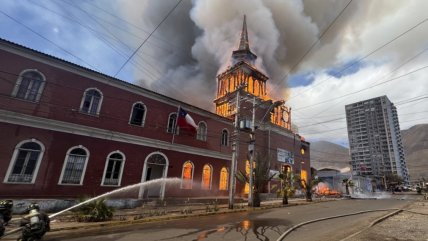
[232,15,257,63]
[238,15,250,51]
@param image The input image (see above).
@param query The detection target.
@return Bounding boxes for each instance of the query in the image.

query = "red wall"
[0,43,310,199]
[0,122,230,198]
[0,49,232,154]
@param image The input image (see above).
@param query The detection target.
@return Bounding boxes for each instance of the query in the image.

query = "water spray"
[0,177,181,239]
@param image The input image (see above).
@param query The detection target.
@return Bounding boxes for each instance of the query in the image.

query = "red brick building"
[0,18,310,199]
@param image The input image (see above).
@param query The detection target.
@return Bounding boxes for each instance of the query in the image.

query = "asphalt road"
[36,198,411,241]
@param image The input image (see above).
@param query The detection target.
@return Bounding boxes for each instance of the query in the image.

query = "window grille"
[61,148,87,184]
[7,142,41,183]
[13,70,45,102]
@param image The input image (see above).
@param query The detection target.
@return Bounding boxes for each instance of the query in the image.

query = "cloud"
[116,0,428,143]
[1,0,427,145]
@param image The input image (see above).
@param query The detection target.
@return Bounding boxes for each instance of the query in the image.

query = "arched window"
[219,167,228,190]
[59,146,89,185]
[201,164,212,190]
[102,151,125,186]
[129,102,146,126]
[167,113,178,133]
[4,139,45,183]
[197,122,207,141]
[80,88,103,116]
[12,69,45,102]
[181,161,193,189]
[221,129,229,146]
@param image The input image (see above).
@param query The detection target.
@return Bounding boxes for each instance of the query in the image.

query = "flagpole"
[172,105,181,144]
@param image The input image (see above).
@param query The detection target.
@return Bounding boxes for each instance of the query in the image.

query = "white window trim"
[79,87,103,116]
[221,128,229,146]
[11,69,46,102]
[197,121,208,141]
[101,150,126,187]
[138,151,170,199]
[167,112,178,134]
[180,160,194,189]
[3,139,45,184]
[58,145,90,186]
[219,167,229,191]
[201,164,213,190]
[128,101,147,127]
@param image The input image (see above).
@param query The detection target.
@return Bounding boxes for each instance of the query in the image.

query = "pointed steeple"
[238,15,250,51]
[232,15,257,65]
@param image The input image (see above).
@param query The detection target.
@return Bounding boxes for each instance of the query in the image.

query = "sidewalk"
[346,200,428,241]
[45,197,327,232]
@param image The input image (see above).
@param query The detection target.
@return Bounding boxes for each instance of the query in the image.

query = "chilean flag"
[177,107,198,134]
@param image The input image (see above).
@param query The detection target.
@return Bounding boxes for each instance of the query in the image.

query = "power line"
[0,72,234,140]
[298,96,428,129]
[0,9,99,71]
[294,64,428,111]
[114,0,183,77]
[275,0,354,87]
[288,17,428,102]
[52,0,162,81]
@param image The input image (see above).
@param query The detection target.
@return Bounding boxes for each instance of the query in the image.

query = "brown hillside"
[401,124,428,182]
[310,141,351,171]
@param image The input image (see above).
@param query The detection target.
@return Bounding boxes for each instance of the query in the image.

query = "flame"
[270,105,291,130]
[215,66,291,130]
[216,70,267,100]
[316,183,341,196]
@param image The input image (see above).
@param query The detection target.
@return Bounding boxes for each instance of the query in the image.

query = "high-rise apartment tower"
[345,96,409,184]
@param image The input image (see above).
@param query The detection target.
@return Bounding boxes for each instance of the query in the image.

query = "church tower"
[214,15,291,130]
[214,15,269,117]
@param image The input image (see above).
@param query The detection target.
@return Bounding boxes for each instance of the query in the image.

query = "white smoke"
[117,0,428,138]
[118,0,322,110]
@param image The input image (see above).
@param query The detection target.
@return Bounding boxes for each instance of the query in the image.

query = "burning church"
[0,16,309,201]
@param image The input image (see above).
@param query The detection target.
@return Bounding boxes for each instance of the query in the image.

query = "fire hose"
[0,212,56,239]
[276,208,403,241]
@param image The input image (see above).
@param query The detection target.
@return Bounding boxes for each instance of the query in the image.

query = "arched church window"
[219,167,228,190]
[197,122,207,141]
[181,161,193,189]
[80,88,103,116]
[5,139,45,183]
[201,164,212,190]
[130,102,147,126]
[59,146,89,185]
[12,69,46,102]
[102,151,125,186]
[167,113,178,134]
[221,129,229,146]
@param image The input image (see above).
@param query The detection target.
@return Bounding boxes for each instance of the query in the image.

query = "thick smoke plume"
[118,0,428,112]
[119,0,322,110]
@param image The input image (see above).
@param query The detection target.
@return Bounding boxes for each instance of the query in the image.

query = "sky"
[0,0,427,147]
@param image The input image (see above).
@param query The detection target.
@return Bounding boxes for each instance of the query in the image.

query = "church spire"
[238,15,250,51]
[232,15,257,65]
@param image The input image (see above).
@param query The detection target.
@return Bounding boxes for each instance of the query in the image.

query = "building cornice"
[0,39,231,125]
[0,110,232,160]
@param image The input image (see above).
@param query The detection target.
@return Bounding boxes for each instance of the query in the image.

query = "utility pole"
[228,88,241,209]
[248,96,256,207]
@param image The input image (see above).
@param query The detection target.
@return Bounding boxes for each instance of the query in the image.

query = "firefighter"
[18,203,50,241]
[0,200,13,237]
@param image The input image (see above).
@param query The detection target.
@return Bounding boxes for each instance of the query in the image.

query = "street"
[38,199,411,241]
